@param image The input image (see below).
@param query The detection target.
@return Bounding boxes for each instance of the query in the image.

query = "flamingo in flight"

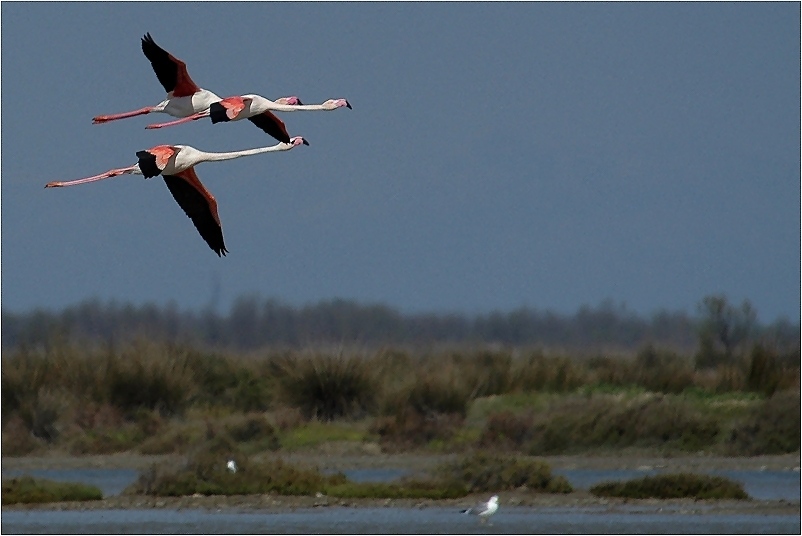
[91,33,301,143]
[45,137,309,256]
[145,94,351,131]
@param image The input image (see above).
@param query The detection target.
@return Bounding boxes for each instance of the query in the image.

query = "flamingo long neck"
[250,94,329,113]
[194,144,292,163]
[272,103,328,112]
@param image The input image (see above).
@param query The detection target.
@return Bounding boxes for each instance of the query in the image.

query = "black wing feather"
[248,111,291,143]
[163,175,227,256]
[141,33,179,94]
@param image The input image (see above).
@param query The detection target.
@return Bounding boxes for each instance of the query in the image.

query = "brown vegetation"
[2,336,798,459]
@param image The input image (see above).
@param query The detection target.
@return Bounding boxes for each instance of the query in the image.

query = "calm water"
[2,506,800,534]
[3,467,799,534]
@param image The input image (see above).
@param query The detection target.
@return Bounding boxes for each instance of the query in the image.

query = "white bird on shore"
[461,495,498,524]
[226,460,238,473]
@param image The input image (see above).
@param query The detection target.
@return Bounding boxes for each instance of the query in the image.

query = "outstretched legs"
[92,107,153,124]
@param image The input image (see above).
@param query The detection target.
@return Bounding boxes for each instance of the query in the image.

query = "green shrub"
[2,476,103,505]
[590,473,748,500]
[437,451,572,493]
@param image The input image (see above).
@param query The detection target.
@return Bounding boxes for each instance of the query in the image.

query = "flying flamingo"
[91,33,299,143]
[145,94,352,132]
[45,137,309,256]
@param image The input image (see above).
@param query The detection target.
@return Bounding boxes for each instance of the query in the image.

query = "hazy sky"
[1,2,799,322]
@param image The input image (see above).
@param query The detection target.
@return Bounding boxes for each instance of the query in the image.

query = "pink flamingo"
[45,138,309,256]
[145,95,351,134]
[92,34,299,143]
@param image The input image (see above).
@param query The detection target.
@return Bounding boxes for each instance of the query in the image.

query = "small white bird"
[461,495,499,524]
[226,460,238,473]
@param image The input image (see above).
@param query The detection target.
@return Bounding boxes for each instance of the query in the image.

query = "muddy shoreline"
[3,451,799,515]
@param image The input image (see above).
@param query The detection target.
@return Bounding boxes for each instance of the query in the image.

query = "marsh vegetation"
[2,294,798,506]
[2,337,798,459]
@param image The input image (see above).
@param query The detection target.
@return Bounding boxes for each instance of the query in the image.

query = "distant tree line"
[2,295,798,357]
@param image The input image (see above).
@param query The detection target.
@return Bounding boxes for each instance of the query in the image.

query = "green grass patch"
[590,473,749,500]
[2,476,103,505]
[280,421,370,450]
[577,383,648,397]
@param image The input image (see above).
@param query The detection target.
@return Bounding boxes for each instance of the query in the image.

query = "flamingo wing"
[162,168,227,256]
[136,145,176,178]
[248,111,291,144]
[141,33,200,98]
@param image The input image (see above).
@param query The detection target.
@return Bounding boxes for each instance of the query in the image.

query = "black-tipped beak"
[303,139,310,146]
[346,100,352,109]
[296,98,304,105]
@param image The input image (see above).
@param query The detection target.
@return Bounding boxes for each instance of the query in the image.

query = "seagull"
[461,495,498,524]
[226,460,238,473]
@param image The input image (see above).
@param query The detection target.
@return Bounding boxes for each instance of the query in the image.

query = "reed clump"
[271,352,378,421]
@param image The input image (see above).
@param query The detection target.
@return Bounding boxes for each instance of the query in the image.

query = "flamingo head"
[276,95,303,106]
[323,98,351,110]
[289,136,310,147]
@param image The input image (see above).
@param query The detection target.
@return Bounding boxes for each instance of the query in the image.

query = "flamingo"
[91,33,298,143]
[145,94,352,132]
[45,137,309,257]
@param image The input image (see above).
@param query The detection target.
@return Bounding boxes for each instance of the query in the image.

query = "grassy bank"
[2,341,799,459]
[2,476,102,505]
[125,443,571,499]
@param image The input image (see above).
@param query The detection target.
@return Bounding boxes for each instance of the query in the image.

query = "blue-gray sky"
[1,2,799,322]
